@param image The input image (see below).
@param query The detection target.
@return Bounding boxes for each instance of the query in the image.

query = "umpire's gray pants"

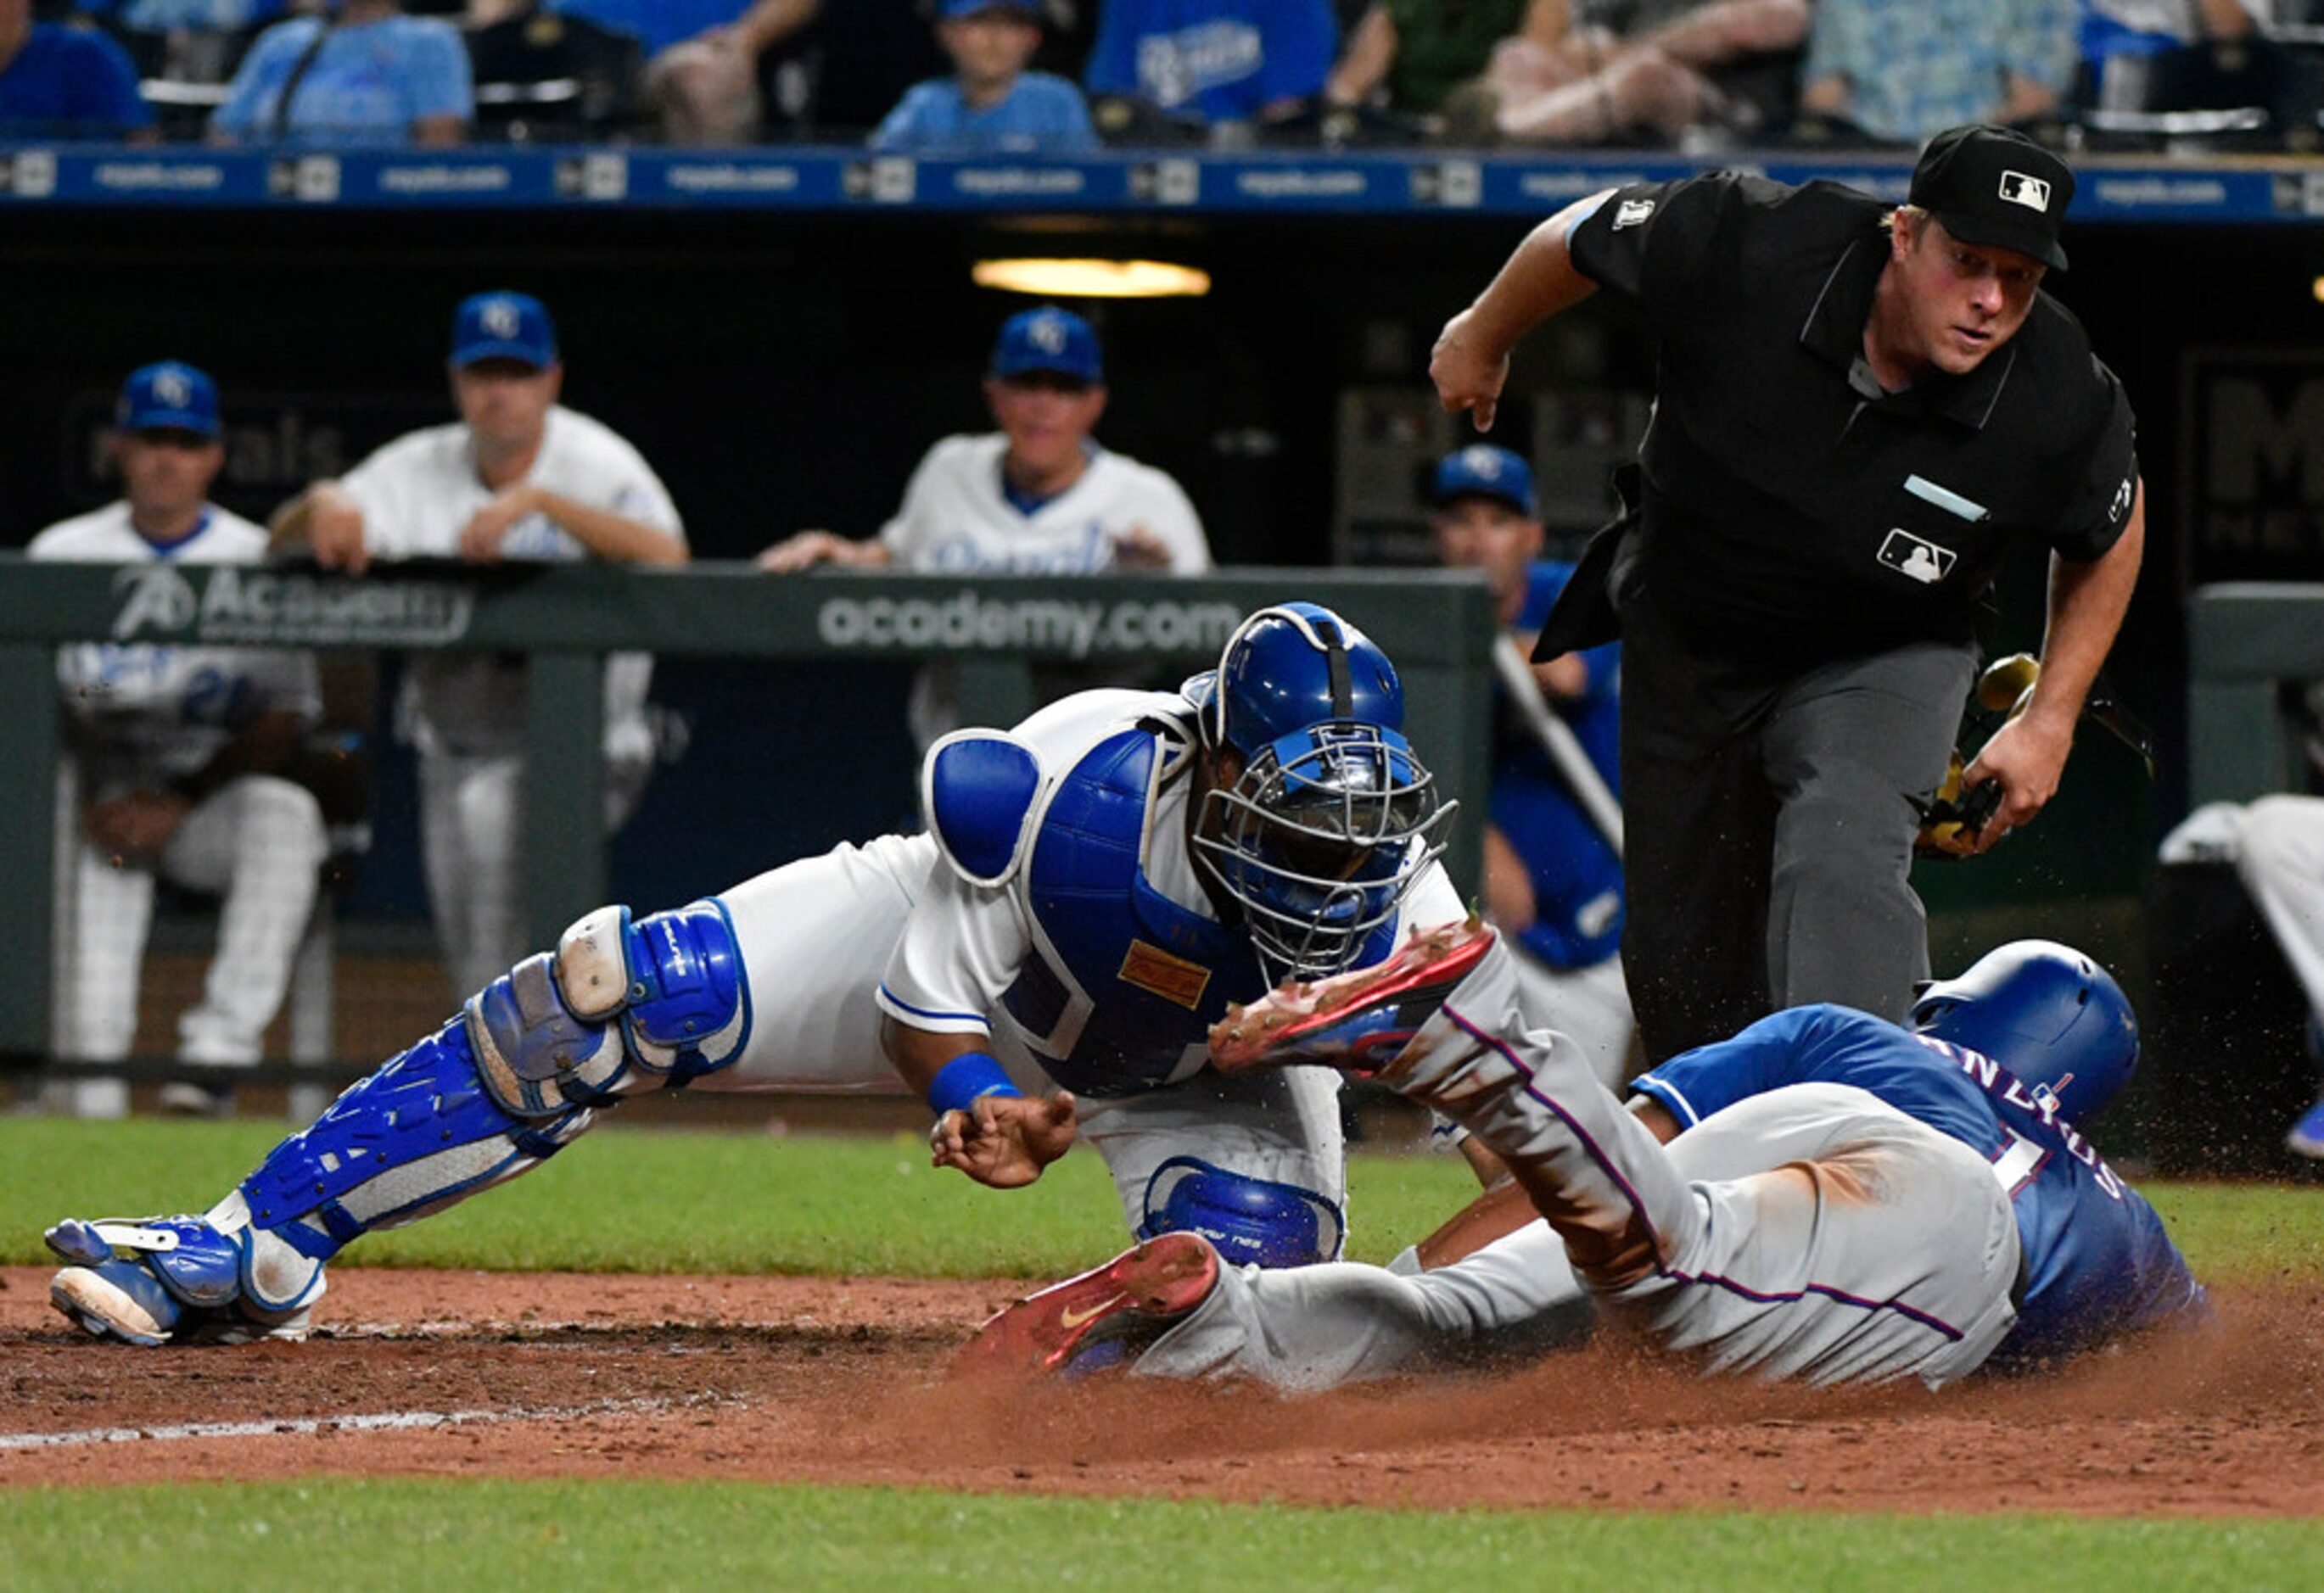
[1618,602,1971,1062]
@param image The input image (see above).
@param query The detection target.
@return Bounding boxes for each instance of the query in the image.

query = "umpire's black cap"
[1908,124,2075,271]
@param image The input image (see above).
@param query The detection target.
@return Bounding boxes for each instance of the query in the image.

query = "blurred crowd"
[2,0,2319,154]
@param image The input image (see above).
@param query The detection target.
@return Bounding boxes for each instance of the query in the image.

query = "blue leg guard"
[235,1018,594,1307]
[1137,1157,1347,1268]
[45,897,748,1344]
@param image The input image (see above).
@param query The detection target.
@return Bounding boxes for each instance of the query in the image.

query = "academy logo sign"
[110,564,476,646]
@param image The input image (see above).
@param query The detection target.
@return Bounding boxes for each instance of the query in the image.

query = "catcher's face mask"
[1193,722,1449,986]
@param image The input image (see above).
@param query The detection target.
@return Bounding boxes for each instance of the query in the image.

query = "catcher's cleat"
[955,1232,1219,1380]
[46,1216,311,1346]
[1208,915,1496,1075]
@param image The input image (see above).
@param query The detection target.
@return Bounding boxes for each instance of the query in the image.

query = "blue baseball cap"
[1431,444,1537,517]
[990,307,1102,385]
[451,291,558,369]
[116,361,221,437]
[941,0,1044,16]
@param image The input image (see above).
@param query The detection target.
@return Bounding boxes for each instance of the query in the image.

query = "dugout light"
[972,258,1212,299]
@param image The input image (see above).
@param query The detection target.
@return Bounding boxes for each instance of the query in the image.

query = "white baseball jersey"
[338,404,683,758]
[878,433,1211,573]
[707,685,1462,1239]
[31,506,322,792]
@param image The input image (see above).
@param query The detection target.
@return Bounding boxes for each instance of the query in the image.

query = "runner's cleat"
[955,1232,1219,1379]
[1209,915,1496,1074]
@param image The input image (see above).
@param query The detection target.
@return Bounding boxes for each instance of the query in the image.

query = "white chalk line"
[0,1393,733,1452]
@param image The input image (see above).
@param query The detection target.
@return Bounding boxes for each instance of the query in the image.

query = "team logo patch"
[480,296,524,338]
[1612,198,1655,229]
[1877,528,1957,585]
[2109,474,2135,523]
[1118,939,1212,1009]
[1028,310,1070,354]
[1997,170,2050,213]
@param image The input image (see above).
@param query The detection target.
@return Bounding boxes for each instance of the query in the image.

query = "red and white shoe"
[1209,915,1496,1075]
[955,1232,1220,1380]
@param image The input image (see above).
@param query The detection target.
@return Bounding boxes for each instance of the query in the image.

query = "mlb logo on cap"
[990,306,1103,384]
[1431,444,1537,517]
[116,361,221,437]
[1997,170,2051,212]
[451,291,558,368]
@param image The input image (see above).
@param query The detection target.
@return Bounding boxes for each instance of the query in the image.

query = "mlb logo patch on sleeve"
[1876,528,1957,585]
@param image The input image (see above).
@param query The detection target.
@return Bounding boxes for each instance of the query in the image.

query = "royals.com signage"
[108,562,475,648]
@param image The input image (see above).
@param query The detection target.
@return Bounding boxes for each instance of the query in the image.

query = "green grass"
[0,1116,1485,1276]
[0,1481,2319,1590]
[3,1116,2321,1281]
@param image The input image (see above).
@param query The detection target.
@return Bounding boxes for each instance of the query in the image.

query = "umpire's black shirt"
[1567,172,2138,677]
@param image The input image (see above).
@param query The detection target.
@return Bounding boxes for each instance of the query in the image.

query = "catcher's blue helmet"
[1909,940,2139,1123]
[1184,605,1452,984]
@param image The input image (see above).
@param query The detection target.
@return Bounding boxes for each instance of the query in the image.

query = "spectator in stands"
[1797,0,2079,145]
[211,0,470,146]
[537,0,818,143]
[462,1,644,140]
[0,0,156,137]
[2080,2,2271,116]
[1327,0,1533,119]
[1083,0,1337,136]
[871,0,1097,154]
[1431,0,1807,145]
[754,305,1210,746]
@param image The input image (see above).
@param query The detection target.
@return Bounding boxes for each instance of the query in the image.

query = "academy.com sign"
[110,564,475,646]
[815,591,1244,658]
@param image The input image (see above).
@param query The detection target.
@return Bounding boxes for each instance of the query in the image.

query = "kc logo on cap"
[1997,171,2051,213]
[480,297,524,338]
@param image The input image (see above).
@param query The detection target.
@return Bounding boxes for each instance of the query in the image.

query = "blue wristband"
[927,1051,1023,1118]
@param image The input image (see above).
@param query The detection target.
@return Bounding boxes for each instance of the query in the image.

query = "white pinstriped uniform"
[31,505,327,1115]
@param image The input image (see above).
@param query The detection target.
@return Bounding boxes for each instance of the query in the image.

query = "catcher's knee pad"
[238,1019,592,1305]
[1138,1157,1346,1269]
[555,900,749,1082]
[468,952,635,1115]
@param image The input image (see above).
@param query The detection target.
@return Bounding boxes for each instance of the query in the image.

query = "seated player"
[963,938,2209,1389]
[48,604,1460,1345]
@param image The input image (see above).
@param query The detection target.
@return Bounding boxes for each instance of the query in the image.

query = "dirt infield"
[5,1266,2321,1517]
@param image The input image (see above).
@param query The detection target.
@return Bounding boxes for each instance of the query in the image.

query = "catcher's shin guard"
[243,1018,595,1283]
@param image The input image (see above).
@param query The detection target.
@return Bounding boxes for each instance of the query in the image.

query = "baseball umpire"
[30,362,328,1120]
[1431,124,2144,1065]
[965,936,2208,1389]
[48,603,1460,1345]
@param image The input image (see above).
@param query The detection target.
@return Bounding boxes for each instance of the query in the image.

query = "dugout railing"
[0,559,1494,1106]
